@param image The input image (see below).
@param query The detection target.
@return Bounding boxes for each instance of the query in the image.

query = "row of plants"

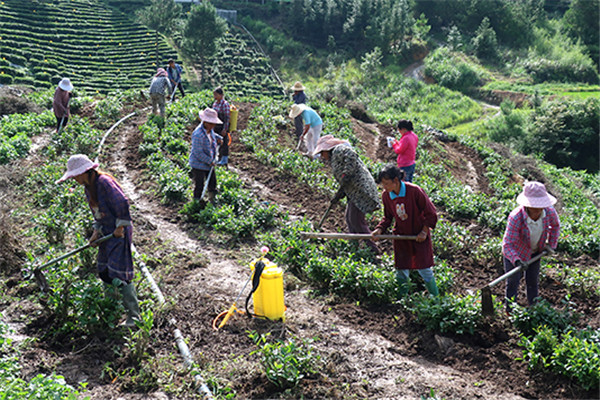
[0,0,175,92]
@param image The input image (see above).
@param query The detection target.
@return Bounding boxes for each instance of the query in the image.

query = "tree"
[136,0,182,67]
[471,17,498,60]
[181,2,227,85]
[563,0,600,65]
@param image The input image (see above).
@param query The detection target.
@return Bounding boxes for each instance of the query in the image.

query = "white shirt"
[527,209,546,252]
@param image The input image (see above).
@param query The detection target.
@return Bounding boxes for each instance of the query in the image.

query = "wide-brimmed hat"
[58,78,73,92]
[155,68,167,77]
[516,181,557,208]
[289,103,307,119]
[290,81,305,91]
[56,154,98,184]
[198,108,223,124]
[313,135,350,156]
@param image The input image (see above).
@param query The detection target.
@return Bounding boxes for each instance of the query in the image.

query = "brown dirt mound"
[0,86,42,115]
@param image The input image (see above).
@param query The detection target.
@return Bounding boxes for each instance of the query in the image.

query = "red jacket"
[376,182,437,269]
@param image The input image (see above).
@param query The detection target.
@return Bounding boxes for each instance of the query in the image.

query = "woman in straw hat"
[189,108,222,204]
[289,103,322,158]
[56,154,141,327]
[313,135,380,254]
[53,78,73,133]
[291,81,306,139]
[502,181,560,312]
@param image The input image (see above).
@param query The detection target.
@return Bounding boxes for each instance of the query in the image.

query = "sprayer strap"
[245,260,266,318]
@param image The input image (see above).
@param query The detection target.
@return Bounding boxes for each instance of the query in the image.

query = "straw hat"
[56,154,98,183]
[312,135,350,157]
[516,182,557,208]
[58,78,73,92]
[290,81,305,91]
[289,103,307,119]
[198,108,223,124]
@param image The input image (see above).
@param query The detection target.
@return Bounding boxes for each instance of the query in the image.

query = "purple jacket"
[53,87,70,119]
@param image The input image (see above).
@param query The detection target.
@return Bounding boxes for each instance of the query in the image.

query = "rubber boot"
[217,155,228,166]
[395,272,409,298]
[424,277,439,297]
[119,283,141,328]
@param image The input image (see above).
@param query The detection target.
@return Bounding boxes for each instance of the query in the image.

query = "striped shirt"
[149,76,171,95]
[212,99,230,133]
[502,206,560,264]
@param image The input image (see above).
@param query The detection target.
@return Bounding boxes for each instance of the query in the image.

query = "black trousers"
[192,168,216,199]
[56,115,69,132]
[171,82,185,99]
[214,125,230,158]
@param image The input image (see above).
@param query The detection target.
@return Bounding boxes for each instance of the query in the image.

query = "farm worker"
[289,103,322,158]
[386,119,418,182]
[371,164,439,297]
[189,108,222,204]
[290,81,307,139]
[167,58,185,100]
[148,68,171,118]
[53,78,73,133]
[56,154,141,327]
[212,87,231,166]
[502,181,560,312]
[314,135,380,254]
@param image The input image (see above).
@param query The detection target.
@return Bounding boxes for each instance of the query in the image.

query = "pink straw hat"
[516,181,557,208]
[198,108,223,124]
[312,135,350,157]
[56,154,99,184]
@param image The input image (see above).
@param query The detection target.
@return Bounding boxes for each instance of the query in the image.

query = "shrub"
[510,299,579,337]
[424,47,482,92]
[407,293,482,335]
[471,17,498,60]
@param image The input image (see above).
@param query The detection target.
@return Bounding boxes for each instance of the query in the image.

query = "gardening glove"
[514,259,526,271]
[386,136,395,148]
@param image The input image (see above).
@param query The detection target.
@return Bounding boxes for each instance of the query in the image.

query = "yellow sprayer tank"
[250,258,285,321]
[229,105,239,132]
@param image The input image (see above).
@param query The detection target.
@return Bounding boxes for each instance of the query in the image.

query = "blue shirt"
[189,123,218,171]
[167,63,183,83]
[302,108,322,127]
[389,182,406,199]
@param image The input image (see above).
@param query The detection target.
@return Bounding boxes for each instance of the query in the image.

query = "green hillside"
[0,0,173,92]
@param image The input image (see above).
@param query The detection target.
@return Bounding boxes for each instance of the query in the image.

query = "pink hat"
[198,108,223,124]
[516,181,556,208]
[312,135,350,156]
[155,68,167,77]
[56,154,99,184]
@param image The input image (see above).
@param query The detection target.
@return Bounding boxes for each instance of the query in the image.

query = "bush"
[510,299,579,337]
[425,47,482,92]
[407,293,483,335]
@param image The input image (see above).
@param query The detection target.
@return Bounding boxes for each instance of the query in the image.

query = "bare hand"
[416,230,427,242]
[113,226,125,238]
[371,229,382,241]
[89,230,100,247]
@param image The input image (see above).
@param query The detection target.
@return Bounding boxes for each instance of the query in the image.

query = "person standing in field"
[53,78,73,132]
[189,108,222,204]
[212,87,230,166]
[149,68,171,118]
[387,119,418,182]
[56,154,141,327]
[314,135,380,254]
[291,81,307,139]
[167,58,185,100]
[371,164,439,297]
[502,181,560,312]
[289,103,323,158]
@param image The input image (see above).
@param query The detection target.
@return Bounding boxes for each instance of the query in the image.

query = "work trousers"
[192,168,217,199]
[171,82,185,100]
[304,124,322,158]
[150,93,166,117]
[400,163,416,183]
[504,255,541,310]
[55,115,69,132]
[294,115,304,138]
[345,201,378,253]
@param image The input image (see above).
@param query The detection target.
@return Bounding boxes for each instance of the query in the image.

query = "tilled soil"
[1,102,598,399]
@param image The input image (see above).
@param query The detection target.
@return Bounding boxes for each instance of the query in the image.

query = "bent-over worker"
[56,154,141,327]
[149,68,171,118]
[502,181,560,312]
[289,103,322,158]
[291,81,307,139]
[371,164,439,297]
[314,135,380,254]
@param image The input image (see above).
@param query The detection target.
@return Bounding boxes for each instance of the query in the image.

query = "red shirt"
[392,131,418,168]
[376,182,437,270]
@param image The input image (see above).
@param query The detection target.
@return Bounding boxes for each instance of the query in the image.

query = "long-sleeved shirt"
[167,63,183,84]
[392,131,418,168]
[293,91,306,104]
[53,87,70,118]
[85,174,134,282]
[189,122,218,171]
[149,76,171,95]
[502,206,560,264]
[212,99,230,133]
[376,182,438,270]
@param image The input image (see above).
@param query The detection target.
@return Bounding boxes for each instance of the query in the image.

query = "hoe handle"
[485,252,546,289]
[34,234,114,272]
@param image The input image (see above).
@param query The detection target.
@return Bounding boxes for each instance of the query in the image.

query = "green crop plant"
[518,326,600,391]
[407,293,483,335]
[554,264,600,298]
[94,96,123,129]
[509,299,579,337]
[249,331,321,390]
